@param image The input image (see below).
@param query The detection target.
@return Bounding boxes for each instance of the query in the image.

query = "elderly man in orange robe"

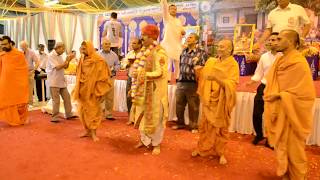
[0,36,29,126]
[131,24,168,155]
[264,30,315,180]
[191,39,239,165]
[73,41,111,142]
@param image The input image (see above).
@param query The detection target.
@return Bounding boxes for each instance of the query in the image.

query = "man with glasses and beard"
[0,36,29,126]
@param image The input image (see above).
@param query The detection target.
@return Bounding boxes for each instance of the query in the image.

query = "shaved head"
[217,39,234,58]
[274,29,300,53]
[280,29,300,47]
[220,39,233,50]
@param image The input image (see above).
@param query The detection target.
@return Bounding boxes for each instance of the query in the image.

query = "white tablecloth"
[61,80,316,146]
[42,75,78,116]
[168,85,320,146]
[113,80,128,112]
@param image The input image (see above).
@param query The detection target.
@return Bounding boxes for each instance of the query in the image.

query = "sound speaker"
[0,24,4,34]
[48,40,56,52]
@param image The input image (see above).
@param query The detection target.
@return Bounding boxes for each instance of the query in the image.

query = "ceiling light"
[44,0,59,7]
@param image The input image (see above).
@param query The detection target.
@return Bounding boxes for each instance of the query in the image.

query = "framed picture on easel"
[233,24,255,53]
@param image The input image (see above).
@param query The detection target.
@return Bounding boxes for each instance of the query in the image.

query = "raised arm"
[160,0,169,22]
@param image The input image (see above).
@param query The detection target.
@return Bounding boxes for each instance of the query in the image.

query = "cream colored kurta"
[160,0,184,79]
[131,46,168,146]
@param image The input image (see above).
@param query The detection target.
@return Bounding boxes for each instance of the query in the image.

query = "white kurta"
[160,0,184,78]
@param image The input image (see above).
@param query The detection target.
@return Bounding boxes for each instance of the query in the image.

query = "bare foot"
[91,130,99,142]
[24,118,30,125]
[282,174,289,180]
[219,155,227,165]
[126,121,133,126]
[80,131,90,138]
[191,150,200,157]
[92,135,100,142]
[134,141,144,149]
[152,145,161,155]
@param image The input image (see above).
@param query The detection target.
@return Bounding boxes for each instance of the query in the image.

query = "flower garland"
[301,46,319,57]
[131,41,158,105]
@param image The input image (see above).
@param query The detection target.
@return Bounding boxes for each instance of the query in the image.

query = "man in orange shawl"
[192,39,239,165]
[0,36,29,126]
[73,41,111,142]
[131,24,168,155]
[264,30,316,179]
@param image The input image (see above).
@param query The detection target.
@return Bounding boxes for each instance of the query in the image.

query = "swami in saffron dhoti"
[192,40,239,165]
[264,30,316,180]
[73,41,112,142]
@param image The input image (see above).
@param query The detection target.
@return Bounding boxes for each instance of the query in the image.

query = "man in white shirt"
[160,0,185,82]
[246,32,281,146]
[121,38,142,125]
[35,44,48,102]
[253,0,311,50]
[20,41,40,106]
[46,42,75,123]
[102,12,122,56]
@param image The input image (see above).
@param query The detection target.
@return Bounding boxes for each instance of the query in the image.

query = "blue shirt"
[178,47,208,82]
[99,50,120,77]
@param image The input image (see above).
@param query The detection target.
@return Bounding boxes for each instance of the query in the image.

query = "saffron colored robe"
[73,42,111,130]
[0,48,29,125]
[264,50,316,179]
[196,56,239,156]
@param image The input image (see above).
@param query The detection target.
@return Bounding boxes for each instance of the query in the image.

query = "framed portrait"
[182,26,200,44]
[233,24,255,53]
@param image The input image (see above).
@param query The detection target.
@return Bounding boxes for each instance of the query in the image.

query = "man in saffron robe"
[264,29,315,179]
[73,41,111,142]
[131,24,168,155]
[0,36,29,126]
[192,40,239,165]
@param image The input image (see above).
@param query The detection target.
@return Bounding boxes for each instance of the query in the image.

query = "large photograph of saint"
[233,24,255,53]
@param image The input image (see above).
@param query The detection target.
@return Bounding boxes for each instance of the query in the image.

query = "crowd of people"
[0,0,318,179]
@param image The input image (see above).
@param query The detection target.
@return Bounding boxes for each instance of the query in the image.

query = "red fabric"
[141,24,159,40]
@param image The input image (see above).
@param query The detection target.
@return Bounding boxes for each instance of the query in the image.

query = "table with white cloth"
[169,85,320,146]
[113,79,320,146]
[113,80,128,112]
[42,75,78,116]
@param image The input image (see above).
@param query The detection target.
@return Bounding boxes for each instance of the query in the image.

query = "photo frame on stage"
[182,26,200,44]
[233,24,255,53]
